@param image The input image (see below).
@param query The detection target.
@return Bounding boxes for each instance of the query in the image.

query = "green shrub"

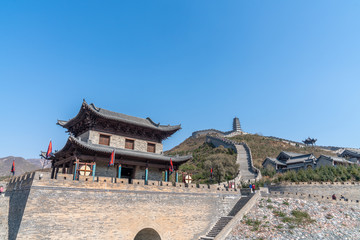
[273,210,286,217]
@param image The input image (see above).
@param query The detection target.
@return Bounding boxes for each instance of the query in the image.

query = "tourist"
[249,184,252,193]
[332,194,336,200]
[252,184,256,192]
[0,186,3,197]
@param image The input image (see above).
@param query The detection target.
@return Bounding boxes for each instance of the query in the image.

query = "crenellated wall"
[266,190,360,205]
[268,182,360,201]
[3,171,241,240]
[206,135,238,152]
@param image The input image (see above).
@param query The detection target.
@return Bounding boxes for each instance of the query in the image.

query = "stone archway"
[134,228,161,240]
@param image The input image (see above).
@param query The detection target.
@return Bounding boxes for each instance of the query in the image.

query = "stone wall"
[192,129,226,138]
[268,182,360,200]
[134,166,163,181]
[3,172,241,240]
[83,130,163,154]
[265,190,360,205]
[206,136,237,153]
[0,195,9,240]
[95,162,118,177]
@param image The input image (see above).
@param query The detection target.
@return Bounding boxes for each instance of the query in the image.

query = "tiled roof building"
[43,100,192,182]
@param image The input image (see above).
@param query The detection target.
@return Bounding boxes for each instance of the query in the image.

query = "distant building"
[340,149,360,164]
[192,117,246,138]
[42,100,192,182]
[316,155,354,168]
[262,151,316,172]
[262,157,286,171]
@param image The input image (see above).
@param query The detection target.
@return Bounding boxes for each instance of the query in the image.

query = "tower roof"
[57,100,181,138]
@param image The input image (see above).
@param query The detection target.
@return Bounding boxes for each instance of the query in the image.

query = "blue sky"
[0,1,359,159]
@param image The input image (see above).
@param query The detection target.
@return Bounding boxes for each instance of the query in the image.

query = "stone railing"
[206,135,238,152]
[267,190,360,205]
[241,142,262,181]
[214,191,261,240]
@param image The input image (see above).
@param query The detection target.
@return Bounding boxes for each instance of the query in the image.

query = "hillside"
[167,134,338,174]
[166,136,209,155]
[165,136,238,183]
[0,156,49,179]
[229,134,337,168]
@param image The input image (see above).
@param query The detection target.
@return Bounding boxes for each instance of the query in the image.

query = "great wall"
[0,171,251,240]
[1,117,359,239]
[1,169,360,240]
[205,135,261,183]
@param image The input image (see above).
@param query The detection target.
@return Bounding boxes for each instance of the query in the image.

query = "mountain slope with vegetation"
[165,136,238,183]
[166,134,339,183]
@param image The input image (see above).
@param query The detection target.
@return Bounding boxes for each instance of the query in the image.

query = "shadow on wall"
[134,228,161,240]
[6,186,32,240]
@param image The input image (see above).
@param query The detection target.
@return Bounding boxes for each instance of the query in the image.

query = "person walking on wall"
[0,186,4,197]
[252,183,256,192]
[249,184,252,193]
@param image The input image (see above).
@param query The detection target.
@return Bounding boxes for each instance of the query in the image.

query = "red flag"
[109,150,115,166]
[11,160,15,176]
[46,140,52,158]
[169,158,174,173]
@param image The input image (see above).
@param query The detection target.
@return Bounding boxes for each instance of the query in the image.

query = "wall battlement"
[271,181,360,186]
[6,171,240,195]
[3,171,242,240]
[268,181,360,203]
[267,190,360,205]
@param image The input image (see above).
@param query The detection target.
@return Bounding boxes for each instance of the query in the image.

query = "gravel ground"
[226,197,360,240]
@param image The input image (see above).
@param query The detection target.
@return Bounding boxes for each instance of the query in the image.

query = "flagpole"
[118,164,122,179]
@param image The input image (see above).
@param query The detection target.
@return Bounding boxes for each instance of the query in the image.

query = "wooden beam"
[54,156,75,167]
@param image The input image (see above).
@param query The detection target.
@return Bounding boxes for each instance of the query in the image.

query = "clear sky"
[0,0,359,159]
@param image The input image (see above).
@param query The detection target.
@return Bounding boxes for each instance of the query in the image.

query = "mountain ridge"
[0,156,50,178]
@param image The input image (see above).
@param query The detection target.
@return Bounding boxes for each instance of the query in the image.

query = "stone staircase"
[199,193,255,240]
[236,145,257,182]
[206,135,261,184]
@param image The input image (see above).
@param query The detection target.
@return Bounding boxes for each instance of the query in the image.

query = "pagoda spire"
[232,117,241,132]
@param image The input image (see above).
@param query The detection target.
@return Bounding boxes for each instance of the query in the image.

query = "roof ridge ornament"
[146,117,160,127]
[89,103,100,111]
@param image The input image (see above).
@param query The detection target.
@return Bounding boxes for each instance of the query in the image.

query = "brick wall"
[4,172,241,240]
